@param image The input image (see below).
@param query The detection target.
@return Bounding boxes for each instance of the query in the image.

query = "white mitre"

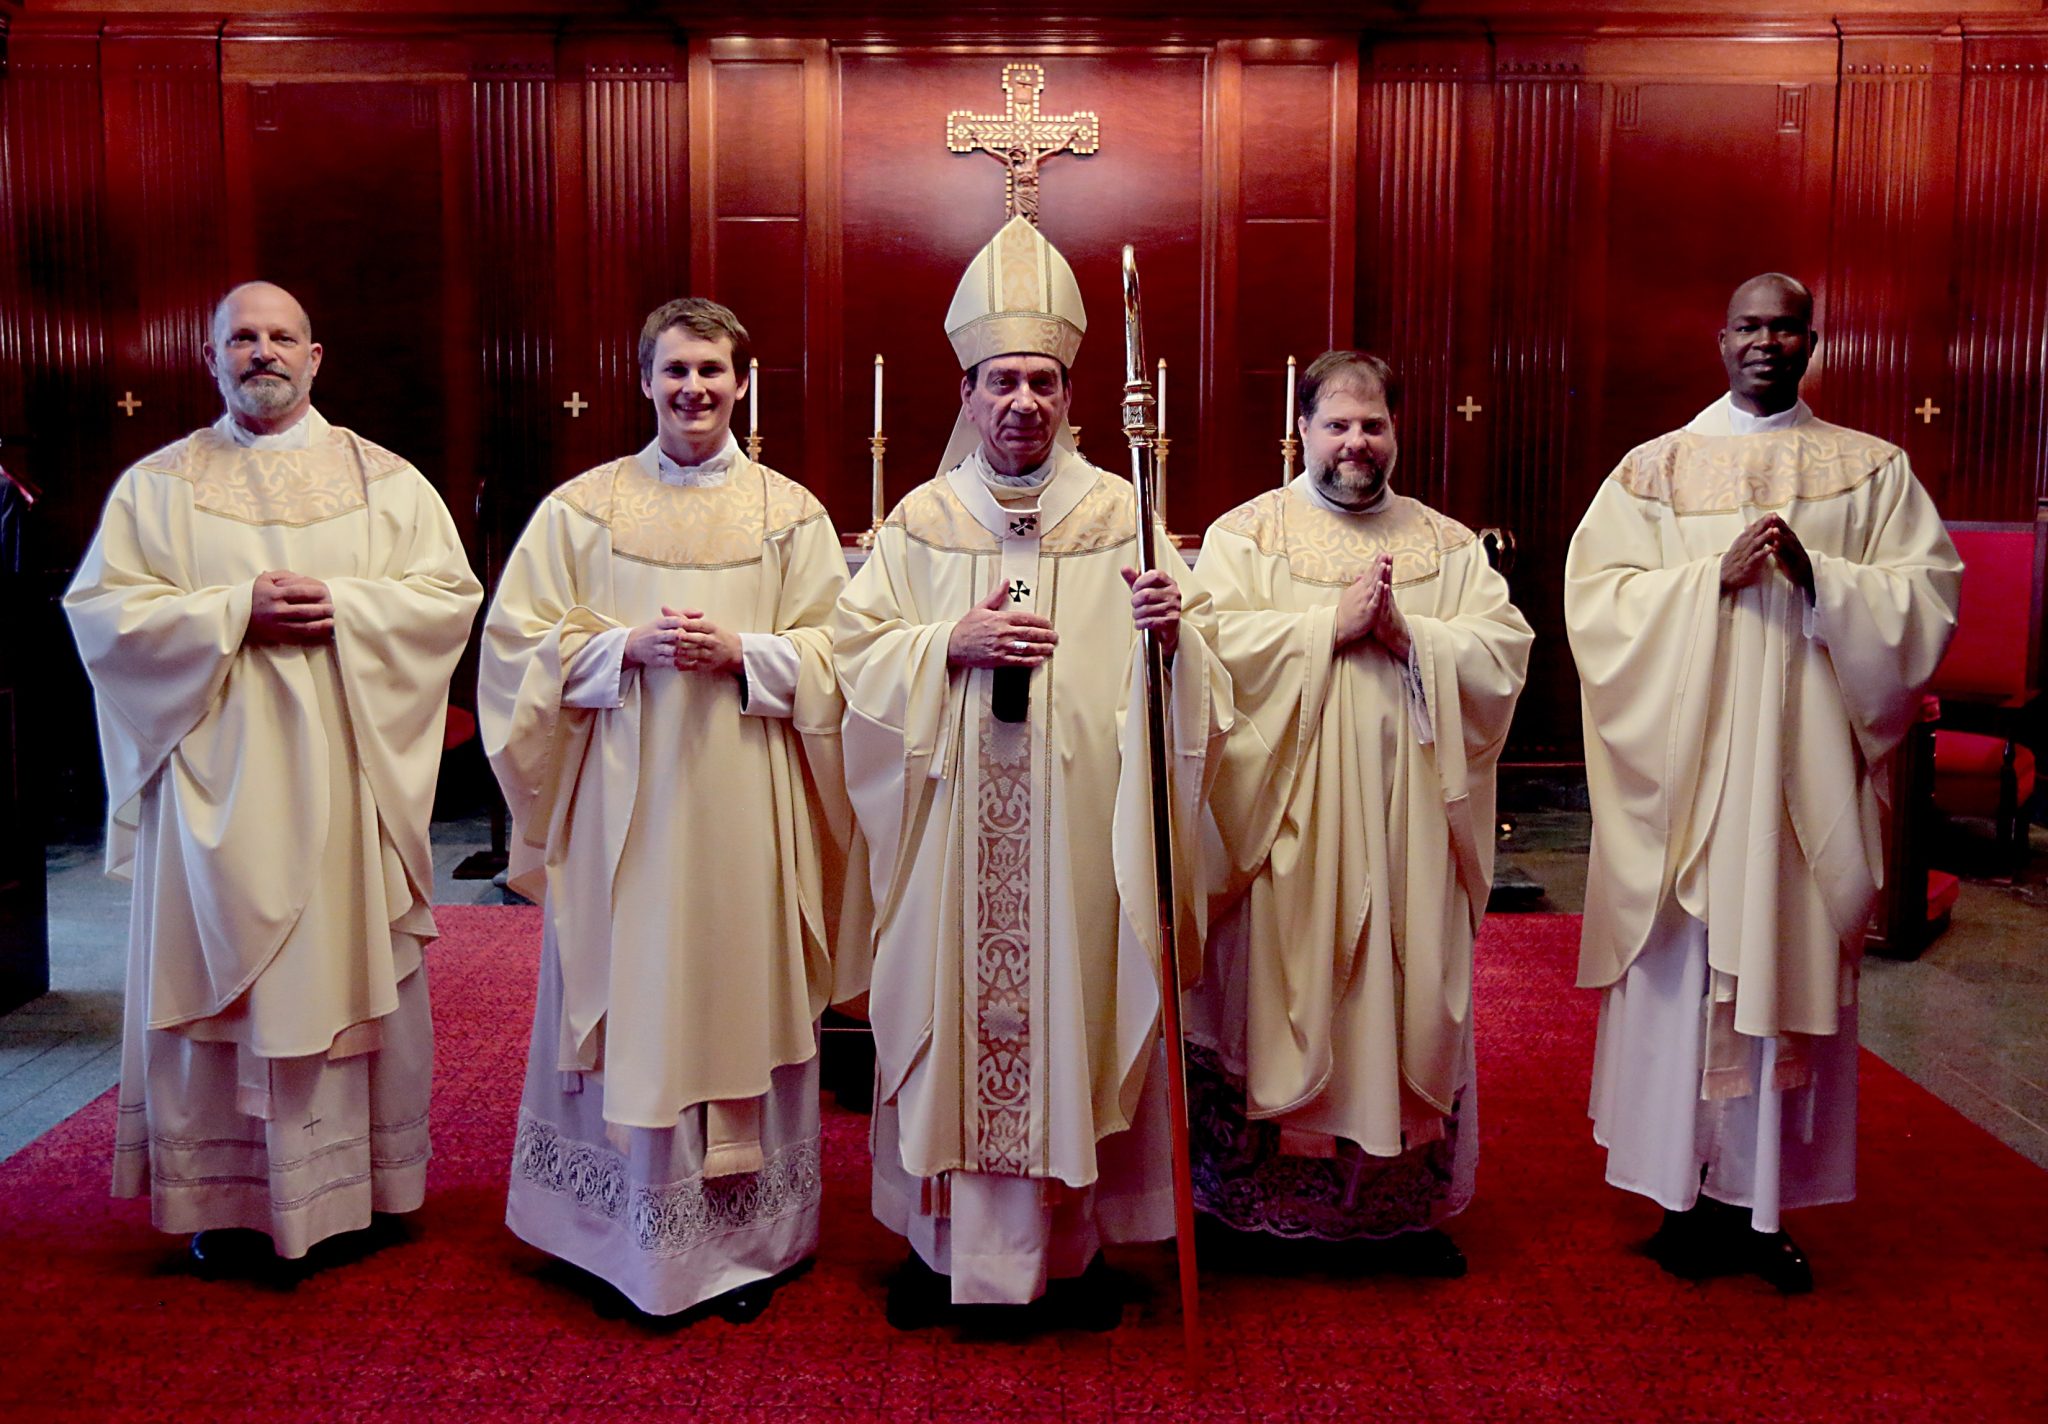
[935,214,1088,475]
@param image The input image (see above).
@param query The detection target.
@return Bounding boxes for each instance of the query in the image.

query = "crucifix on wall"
[946,63,1100,224]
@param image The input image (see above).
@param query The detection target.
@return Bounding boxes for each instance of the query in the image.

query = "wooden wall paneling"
[1487,39,1601,759]
[1949,29,2048,517]
[1826,25,1963,497]
[1215,38,1357,527]
[218,29,460,503]
[561,28,688,478]
[691,38,823,502]
[465,33,556,577]
[6,23,110,569]
[835,46,1209,532]
[0,20,22,448]
[1357,33,1491,521]
[1585,32,1838,472]
[99,25,226,487]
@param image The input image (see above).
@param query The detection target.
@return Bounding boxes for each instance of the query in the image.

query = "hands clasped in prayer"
[1720,513,1814,596]
[247,569,335,645]
[624,606,744,677]
[1333,551,1412,661]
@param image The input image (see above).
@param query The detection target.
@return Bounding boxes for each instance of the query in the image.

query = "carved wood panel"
[100,28,227,469]
[691,38,826,500]
[836,46,1211,531]
[5,26,110,567]
[466,38,557,576]
[1358,36,1491,521]
[561,31,687,476]
[1487,63,1597,759]
[1949,33,2048,517]
[1827,28,1962,496]
[1214,38,1356,528]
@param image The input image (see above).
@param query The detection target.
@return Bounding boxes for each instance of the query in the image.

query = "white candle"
[871,354,886,524]
[749,359,759,435]
[1283,355,1296,436]
[1156,358,1167,436]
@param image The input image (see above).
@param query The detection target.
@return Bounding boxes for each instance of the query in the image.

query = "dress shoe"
[1048,1254,1125,1331]
[1745,1229,1815,1294]
[713,1278,779,1324]
[1376,1228,1469,1279]
[188,1228,281,1279]
[884,1253,952,1331]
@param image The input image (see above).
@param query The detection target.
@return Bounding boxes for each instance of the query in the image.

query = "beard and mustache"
[218,362,309,420]
[1309,446,1395,511]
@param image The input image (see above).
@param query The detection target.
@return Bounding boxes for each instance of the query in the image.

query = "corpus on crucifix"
[946,63,1100,224]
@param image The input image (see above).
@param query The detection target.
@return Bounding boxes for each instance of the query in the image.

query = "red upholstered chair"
[1928,500,2048,879]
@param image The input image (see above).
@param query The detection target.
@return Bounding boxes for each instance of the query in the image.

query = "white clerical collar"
[968,444,1057,492]
[1690,393,1810,436]
[1293,471,1395,518]
[215,406,323,450]
[639,433,740,487]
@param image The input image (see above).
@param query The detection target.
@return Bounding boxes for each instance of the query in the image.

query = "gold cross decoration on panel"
[946,63,1100,225]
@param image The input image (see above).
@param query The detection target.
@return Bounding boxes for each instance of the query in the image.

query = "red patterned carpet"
[1,907,2043,1422]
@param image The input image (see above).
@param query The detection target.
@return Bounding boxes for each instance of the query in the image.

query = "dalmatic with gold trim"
[64,409,481,1256]
[479,444,861,1315]
[1187,480,1530,1238]
[832,448,1227,1295]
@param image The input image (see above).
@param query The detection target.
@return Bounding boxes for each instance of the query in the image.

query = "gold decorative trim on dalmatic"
[892,469,1135,558]
[1212,488,1476,587]
[139,427,409,528]
[972,700,1034,1174]
[1611,422,1899,516]
[553,456,825,569]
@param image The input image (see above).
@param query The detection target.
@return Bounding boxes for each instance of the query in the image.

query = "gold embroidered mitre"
[936,216,1089,476]
[945,215,1086,370]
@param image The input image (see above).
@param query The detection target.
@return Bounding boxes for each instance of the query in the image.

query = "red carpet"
[1,908,2043,1422]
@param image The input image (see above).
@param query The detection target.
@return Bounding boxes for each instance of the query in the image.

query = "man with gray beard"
[1187,350,1531,1274]
[64,281,480,1273]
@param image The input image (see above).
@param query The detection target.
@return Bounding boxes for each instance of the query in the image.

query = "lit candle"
[1283,355,1296,436]
[1156,358,1167,436]
[749,359,759,436]
[871,354,886,525]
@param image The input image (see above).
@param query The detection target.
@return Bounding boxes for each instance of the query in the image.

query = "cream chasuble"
[481,447,860,1139]
[1566,398,1959,1046]
[833,448,1227,1199]
[1191,483,1531,1161]
[64,409,480,1252]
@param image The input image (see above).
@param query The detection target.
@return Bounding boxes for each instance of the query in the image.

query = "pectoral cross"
[946,64,1100,225]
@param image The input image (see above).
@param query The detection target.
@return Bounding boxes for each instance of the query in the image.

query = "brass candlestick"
[1153,434,1171,529]
[745,431,764,463]
[860,433,888,549]
[1280,433,1300,487]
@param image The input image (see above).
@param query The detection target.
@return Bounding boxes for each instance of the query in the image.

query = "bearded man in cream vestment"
[833,217,1228,1327]
[1189,352,1531,1275]
[1566,274,1959,1292]
[480,299,860,1322]
[64,282,481,1265]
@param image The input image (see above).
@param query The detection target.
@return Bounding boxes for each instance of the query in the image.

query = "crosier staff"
[1119,244,1201,1366]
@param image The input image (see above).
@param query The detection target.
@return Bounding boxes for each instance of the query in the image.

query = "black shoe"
[1377,1228,1468,1279]
[1645,1203,1723,1281]
[189,1228,280,1279]
[713,1279,779,1324]
[1048,1254,1125,1331]
[1746,1229,1815,1295]
[884,1254,951,1331]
